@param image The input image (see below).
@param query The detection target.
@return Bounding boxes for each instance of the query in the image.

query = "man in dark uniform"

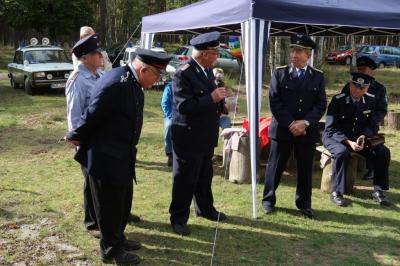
[341,56,388,180]
[67,49,172,264]
[262,34,327,219]
[169,31,227,236]
[323,72,391,207]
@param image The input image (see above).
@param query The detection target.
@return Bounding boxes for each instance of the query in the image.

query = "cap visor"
[290,44,312,49]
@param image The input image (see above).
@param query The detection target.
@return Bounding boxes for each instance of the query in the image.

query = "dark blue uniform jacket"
[323,92,378,144]
[171,58,221,152]
[67,65,144,185]
[268,65,327,142]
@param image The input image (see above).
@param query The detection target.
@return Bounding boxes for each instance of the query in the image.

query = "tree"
[3,0,95,41]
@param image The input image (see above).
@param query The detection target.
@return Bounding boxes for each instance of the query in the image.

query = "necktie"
[298,69,305,80]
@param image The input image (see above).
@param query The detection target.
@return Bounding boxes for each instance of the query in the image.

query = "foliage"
[2,0,94,40]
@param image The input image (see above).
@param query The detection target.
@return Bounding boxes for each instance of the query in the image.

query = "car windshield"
[174,47,189,55]
[337,45,351,51]
[24,50,70,64]
[360,46,376,54]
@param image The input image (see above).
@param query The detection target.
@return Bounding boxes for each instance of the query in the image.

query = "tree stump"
[388,111,400,129]
[229,136,251,184]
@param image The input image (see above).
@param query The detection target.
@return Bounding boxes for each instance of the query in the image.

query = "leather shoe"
[123,239,142,251]
[127,213,141,223]
[87,229,101,239]
[171,223,191,236]
[372,190,391,206]
[102,250,140,265]
[300,208,315,219]
[362,169,374,180]
[197,211,227,221]
[263,205,275,214]
[331,192,348,207]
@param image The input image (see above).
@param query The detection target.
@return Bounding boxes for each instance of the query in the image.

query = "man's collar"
[289,64,308,74]
[128,62,140,81]
[78,64,99,79]
[192,57,206,71]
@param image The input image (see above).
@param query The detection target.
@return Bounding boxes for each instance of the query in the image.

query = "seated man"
[322,72,391,207]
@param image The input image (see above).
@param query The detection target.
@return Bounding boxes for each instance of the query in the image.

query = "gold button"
[299,99,303,102]
[298,109,302,111]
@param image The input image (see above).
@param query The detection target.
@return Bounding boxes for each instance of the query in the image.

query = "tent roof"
[141,0,400,36]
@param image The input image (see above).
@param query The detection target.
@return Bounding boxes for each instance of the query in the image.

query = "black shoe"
[102,250,140,265]
[263,205,275,214]
[197,211,227,221]
[362,169,374,180]
[127,213,141,223]
[167,154,173,167]
[87,229,101,239]
[171,223,191,236]
[331,192,348,207]
[372,190,391,206]
[300,208,315,219]
[123,239,142,251]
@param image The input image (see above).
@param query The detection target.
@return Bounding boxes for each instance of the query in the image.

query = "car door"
[14,51,24,83]
[393,47,400,67]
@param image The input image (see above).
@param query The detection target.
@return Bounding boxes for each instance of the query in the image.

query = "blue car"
[357,45,400,68]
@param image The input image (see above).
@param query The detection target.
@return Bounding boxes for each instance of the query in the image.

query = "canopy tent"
[140,0,400,218]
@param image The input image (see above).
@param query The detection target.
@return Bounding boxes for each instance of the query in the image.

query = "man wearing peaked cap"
[323,71,391,207]
[169,31,227,236]
[66,47,172,264]
[340,55,388,180]
[262,33,327,219]
[66,33,105,241]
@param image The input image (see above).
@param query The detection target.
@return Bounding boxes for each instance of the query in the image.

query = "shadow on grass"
[136,160,171,173]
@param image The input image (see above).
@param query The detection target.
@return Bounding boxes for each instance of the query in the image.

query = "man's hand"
[345,140,363,151]
[289,120,307,136]
[211,87,226,103]
[67,139,81,147]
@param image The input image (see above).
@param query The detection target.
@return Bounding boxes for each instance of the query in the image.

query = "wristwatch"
[304,120,310,127]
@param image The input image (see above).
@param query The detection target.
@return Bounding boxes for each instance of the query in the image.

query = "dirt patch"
[0,218,90,265]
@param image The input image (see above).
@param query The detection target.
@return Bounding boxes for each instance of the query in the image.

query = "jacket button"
[355,118,358,120]
[342,116,345,119]
[187,126,191,130]
[200,90,203,93]
[298,108,302,112]
[299,99,303,102]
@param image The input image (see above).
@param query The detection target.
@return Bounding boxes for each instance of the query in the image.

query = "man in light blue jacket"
[161,82,174,166]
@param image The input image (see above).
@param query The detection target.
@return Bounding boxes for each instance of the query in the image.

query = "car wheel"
[24,78,35,95]
[10,75,20,89]
[345,57,352,65]
[378,62,385,69]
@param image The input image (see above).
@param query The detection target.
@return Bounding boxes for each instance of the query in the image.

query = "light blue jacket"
[161,82,173,119]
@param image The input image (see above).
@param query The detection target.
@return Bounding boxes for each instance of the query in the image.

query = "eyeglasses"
[206,50,219,56]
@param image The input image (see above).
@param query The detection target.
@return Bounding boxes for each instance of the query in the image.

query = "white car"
[8,38,73,95]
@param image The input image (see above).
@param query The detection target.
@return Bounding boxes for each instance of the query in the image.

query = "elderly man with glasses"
[323,72,391,207]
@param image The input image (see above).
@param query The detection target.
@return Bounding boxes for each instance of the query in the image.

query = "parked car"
[170,45,240,72]
[119,46,174,89]
[326,44,365,65]
[8,38,73,95]
[357,45,400,68]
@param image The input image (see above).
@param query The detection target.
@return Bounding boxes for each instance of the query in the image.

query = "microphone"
[214,72,228,114]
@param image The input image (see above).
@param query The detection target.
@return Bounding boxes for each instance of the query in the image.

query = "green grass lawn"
[0,68,400,265]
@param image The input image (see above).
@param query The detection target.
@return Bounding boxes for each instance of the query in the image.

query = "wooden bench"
[316,145,366,195]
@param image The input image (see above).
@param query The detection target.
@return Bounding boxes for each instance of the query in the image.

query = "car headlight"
[64,73,70,79]
[46,74,53,80]
[338,53,346,57]
[33,72,46,78]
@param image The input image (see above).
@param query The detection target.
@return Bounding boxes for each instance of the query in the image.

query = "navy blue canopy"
[141,0,400,219]
[142,0,400,36]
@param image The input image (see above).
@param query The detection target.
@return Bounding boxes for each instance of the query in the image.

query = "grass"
[0,65,400,265]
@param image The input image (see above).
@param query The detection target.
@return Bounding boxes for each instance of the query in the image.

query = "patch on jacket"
[276,65,287,69]
[120,71,130,83]
[363,110,371,114]
[181,64,190,71]
[335,93,346,99]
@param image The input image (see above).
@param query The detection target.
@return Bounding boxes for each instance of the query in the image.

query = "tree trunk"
[388,111,400,130]
[99,0,107,46]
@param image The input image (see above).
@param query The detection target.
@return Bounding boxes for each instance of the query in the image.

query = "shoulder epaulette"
[365,92,375,98]
[276,65,287,69]
[69,70,79,81]
[309,66,323,73]
[181,64,190,71]
[335,93,346,99]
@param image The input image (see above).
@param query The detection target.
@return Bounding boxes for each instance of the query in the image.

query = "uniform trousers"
[169,144,215,225]
[262,139,315,210]
[324,141,390,194]
[81,165,98,230]
[88,173,133,259]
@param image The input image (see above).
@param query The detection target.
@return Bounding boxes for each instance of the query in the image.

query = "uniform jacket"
[171,58,222,152]
[268,65,327,142]
[341,80,388,124]
[67,65,144,185]
[322,91,378,145]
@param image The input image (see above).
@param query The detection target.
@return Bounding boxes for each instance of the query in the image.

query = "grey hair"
[80,26,95,39]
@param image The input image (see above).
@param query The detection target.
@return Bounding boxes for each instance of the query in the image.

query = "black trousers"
[81,165,98,230]
[88,174,133,259]
[324,141,390,194]
[169,144,215,225]
[262,140,315,210]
